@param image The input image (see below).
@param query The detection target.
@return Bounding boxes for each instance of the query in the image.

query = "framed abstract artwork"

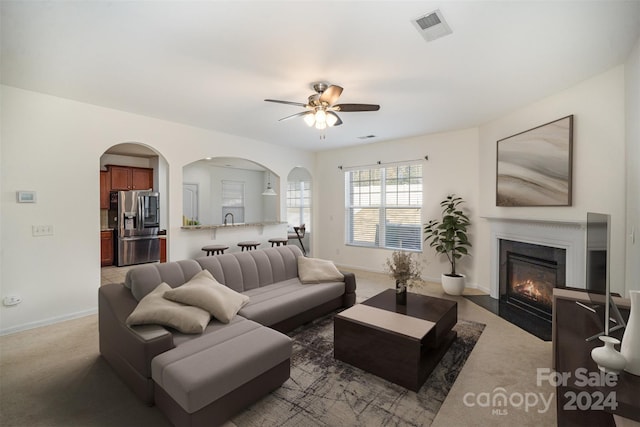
[496,115,573,207]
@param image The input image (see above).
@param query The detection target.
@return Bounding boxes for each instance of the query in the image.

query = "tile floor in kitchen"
[100,265,134,286]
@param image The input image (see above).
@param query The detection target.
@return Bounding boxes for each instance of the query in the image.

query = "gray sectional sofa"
[98,245,356,427]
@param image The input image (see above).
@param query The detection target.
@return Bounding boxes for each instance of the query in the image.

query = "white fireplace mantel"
[484,217,586,299]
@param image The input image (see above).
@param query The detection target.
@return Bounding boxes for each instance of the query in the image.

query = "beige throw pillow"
[297,256,344,284]
[126,283,210,334]
[163,270,249,323]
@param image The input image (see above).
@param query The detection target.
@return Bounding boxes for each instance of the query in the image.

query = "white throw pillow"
[126,283,210,334]
[163,270,249,323]
[297,256,344,284]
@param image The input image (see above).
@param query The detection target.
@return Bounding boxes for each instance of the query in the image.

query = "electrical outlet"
[3,295,22,306]
[32,225,54,237]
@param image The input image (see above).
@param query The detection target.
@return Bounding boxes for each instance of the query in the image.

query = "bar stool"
[288,224,307,256]
[201,244,229,256]
[237,241,261,251]
[268,237,288,247]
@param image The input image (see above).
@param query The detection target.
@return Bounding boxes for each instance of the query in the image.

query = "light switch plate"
[32,225,53,236]
[16,191,37,203]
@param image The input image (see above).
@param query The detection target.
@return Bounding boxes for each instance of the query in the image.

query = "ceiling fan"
[265,83,380,130]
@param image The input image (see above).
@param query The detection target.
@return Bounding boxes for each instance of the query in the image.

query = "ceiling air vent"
[412,9,452,42]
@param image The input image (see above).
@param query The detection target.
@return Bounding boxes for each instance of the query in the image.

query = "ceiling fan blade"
[265,99,307,107]
[333,103,380,112]
[327,111,343,126]
[319,85,343,105]
[278,111,311,122]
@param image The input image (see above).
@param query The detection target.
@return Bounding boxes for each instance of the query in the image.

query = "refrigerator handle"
[137,196,144,232]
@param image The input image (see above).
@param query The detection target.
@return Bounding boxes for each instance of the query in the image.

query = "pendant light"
[262,171,277,196]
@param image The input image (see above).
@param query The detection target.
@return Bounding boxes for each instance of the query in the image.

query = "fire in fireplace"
[507,253,558,320]
[499,240,566,322]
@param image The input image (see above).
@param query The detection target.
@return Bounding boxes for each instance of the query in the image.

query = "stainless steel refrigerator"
[108,190,160,266]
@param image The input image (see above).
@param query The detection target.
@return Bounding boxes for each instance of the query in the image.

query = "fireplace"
[499,240,566,322]
[477,217,585,341]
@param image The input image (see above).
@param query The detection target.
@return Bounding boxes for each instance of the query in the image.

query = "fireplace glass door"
[507,253,557,319]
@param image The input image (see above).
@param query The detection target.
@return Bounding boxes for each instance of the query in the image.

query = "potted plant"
[385,250,422,304]
[423,194,471,295]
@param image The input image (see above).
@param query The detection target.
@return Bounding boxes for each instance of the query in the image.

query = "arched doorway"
[99,142,169,284]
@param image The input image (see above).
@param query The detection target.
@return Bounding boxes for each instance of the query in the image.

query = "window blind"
[346,164,422,251]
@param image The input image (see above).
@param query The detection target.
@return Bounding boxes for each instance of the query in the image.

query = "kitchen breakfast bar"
[179,221,291,259]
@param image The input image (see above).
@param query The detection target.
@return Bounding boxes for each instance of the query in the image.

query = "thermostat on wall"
[16,191,37,203]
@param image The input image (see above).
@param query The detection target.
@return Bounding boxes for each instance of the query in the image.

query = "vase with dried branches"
[385,250,422,305]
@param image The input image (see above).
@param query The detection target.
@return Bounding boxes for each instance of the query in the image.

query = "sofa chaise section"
[152,317,291,427]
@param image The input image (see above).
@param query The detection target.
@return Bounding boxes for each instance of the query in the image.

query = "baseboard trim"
[0,307,98,336]
[469,283,491,294]
[335,263,489,294]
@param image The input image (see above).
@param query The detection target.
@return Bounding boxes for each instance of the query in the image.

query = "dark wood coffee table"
[334,289,457,391]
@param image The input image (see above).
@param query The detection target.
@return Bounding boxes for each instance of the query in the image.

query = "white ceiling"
[2,1,639,152]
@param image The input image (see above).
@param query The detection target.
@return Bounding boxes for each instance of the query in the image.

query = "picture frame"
[496,115,573,207]
[16,190,37,203]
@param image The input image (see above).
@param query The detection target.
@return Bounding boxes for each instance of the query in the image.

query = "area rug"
[232,312,485,427]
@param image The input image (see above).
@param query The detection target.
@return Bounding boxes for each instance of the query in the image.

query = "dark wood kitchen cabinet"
[100,170,110,209]
[160,236,167,263]
[131,167,153,190]
[100,230,114,266]
[107,165,153,191]
[109,166,130,190]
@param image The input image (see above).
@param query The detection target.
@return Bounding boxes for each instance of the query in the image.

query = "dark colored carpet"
[464,294,551,341]
[232,312,485,427]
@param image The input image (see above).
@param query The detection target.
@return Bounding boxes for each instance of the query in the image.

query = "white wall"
[477,66,627,296]
[315,128,480,285]
[0,85,313,334]
[625,37,640,295]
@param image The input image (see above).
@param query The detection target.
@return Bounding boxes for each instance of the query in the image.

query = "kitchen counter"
[180,221,287,239]
[180,221,286,230]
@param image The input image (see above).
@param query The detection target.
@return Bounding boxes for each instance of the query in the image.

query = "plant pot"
[441,273,465,295]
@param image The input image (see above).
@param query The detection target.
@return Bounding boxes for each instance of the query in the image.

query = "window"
[346,164,422,251]
[221,180,245,223]
[287,180,311,231]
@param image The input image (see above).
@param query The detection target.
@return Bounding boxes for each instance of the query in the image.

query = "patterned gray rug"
[232,312,485,427]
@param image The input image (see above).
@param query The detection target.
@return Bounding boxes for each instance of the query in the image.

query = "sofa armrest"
[341,271,357,307]
[129,324,172,342]
[99,283,175,378]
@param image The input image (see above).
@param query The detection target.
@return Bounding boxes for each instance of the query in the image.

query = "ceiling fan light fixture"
[326,113,338,127]
[265,83,380,130]
[303,113,315,127]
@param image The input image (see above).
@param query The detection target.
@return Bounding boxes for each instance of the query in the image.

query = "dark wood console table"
[553,288,638,426]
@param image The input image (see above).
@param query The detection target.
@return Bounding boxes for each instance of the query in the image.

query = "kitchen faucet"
[224,213,234,225]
